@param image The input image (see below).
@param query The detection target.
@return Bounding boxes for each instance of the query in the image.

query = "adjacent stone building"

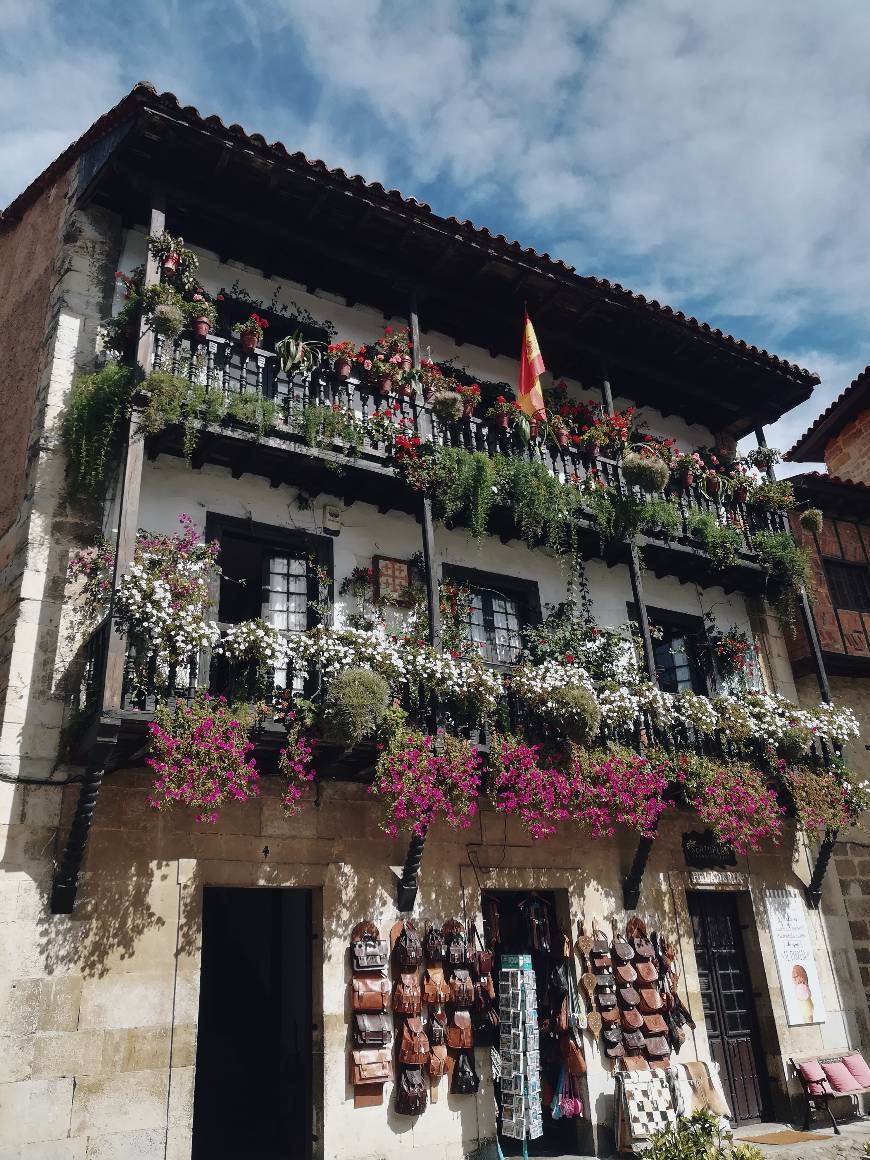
[0,83,867,1158]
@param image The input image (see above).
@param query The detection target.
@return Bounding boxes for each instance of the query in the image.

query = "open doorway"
[192,888,314,1160]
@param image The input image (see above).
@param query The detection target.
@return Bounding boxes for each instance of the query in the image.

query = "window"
[442,566,541,666]
[825,559,870,612]
[630,605,709,696]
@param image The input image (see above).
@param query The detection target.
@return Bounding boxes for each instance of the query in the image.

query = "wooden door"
[687,891,769,1123]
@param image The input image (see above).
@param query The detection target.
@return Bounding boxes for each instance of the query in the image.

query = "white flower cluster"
[217,620,288,669]
[115,565,219,663]
[510,659,596,716]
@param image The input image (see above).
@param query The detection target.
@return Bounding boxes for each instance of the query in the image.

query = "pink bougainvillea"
[278,725,317,816]
[371,732,482,838]
[490,736,575,839]
[146,692,259,824]
[675,756,785,854]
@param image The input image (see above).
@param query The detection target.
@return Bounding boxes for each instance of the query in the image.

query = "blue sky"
[4,0,870,465]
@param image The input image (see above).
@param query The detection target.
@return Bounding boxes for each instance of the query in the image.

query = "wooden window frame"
[442,564,542,666]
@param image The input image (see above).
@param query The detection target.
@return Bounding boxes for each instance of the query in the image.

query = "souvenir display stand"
[498,954,543,1151]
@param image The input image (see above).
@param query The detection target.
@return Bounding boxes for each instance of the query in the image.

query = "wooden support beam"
[623,835,655,911]
[806,830,838,909]
[103,194,165,711]
[396,831,427,912]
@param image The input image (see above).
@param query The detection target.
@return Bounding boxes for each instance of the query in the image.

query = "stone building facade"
[0,84,867,1158]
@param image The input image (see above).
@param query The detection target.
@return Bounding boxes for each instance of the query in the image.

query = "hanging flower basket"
[734,484,749,504]
[162,252,180,277]
[376,374,393,396]
[799,508,824,535]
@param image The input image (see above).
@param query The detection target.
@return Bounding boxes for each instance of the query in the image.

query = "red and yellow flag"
[518,310,546,420]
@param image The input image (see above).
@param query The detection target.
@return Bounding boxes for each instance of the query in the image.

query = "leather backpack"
[449,968,474,1007]
[560,1030,586,1076]
[398,1016,430,1066]
[393,972,422,1017]
[395,1066,427,1115]
[428,1009,447,1046]
[429,1043,448,1078]
[638,986,664,1014]
[424,925,445,964]
[352,976,389,1012]
[423,967,450,1006]
[351,922,389,972]
[446,1010,473,1050]
[354,1011,391,1047]
[631,935,655,961]
[451,1050,480,1095]
[350,1049,391,1087]
[443,921,468,966]
[395,921,422,971]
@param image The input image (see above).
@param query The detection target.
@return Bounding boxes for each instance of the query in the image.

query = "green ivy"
[299,403,363,454]
[752,529,812,630]
[496,455,583,556]
[61,362,134,496]
[139,372,278,457]
[432,448,497,541]
[588,489,681,543]
[688,512,745,570]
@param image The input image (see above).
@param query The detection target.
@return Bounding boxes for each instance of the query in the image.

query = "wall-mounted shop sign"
[764,888,826,1026]
[687,870,748,891]
[682,830,737,870]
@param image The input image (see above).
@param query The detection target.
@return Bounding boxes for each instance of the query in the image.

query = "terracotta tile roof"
[2,81,818,389]
[790,470,870,492]
[785,368,870,461]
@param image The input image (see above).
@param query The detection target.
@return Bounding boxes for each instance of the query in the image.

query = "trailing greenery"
[799,507,824,534]
[497,455,584,555]
[321,667,391,746]
[746,477,794,513]
[138,372,277,457]
[225,391,277,435]
[431,448,498,540]
[688,512,744,570]
[588,488,681,543]
[61,362,134,495]
[298,403,364,454]
[752,529,812,629]
[543,685,601,744]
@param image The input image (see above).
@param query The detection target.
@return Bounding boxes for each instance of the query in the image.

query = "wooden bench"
[789,1051,870,1134]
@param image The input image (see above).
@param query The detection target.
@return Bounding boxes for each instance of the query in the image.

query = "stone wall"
[825,408,870,485]
[1,770,867,1158]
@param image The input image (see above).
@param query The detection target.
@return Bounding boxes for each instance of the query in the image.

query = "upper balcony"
[138,326,785,596]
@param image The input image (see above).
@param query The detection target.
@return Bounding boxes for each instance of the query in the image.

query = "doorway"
[192,888,313,1160]
[687,891,770,1123]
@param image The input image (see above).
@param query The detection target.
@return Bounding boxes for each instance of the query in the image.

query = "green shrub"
[61,362,134,496]
[588,489,680,543]
[321,667,391,745]
[689,512,744,570]
[747,478,794,513]
[497,455,583,555]
[752,530,812,630]
[543,685,601,744]
[299,403,363,453]
[647,1110,763,1159]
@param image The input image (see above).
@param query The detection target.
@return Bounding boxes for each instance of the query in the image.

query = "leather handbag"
[428,1044,448,1078]
[632,935,655,961]
[395,921,422,971]
[351,1049,392,1086]
[645,1035,670,1058]
[449,968,474,1008]
[474,975,496,1006]
[612,924,634,963]
[444,921,468,966]
[619,984,641,1007]
[424,925,445,963]
[591,951,612,970]
[352,976,389,1012]
[550,961,570,1001]
[354,1011,391,1047]
[638,986,664,1013]
[351,925,389,972]
[615,963,637,984]
[621,1008,644,1030]
[560,1031,586,1076]
[446,1010,473,1050]
[636,960,659,984]
[428,1009,447,1046]
[395,1066,427,1115]
[423,968,450,1006]
[601,1006,621,1025]
[623,1028,646,1050]
[472,1002,500,1046]
[643,1013,668,1035]
[393,972,422,1016]
[399,1016,430,1065]
[602,1025,624,1058]
[596,977,617,1009]
[469,923,493,978]
[622,1055,650,1072]
[451,1050,480,1094]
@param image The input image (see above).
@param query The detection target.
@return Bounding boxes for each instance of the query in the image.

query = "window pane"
[825,560,870,612]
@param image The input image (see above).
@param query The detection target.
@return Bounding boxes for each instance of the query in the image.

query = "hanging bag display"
[393,971,422,1017]
[423,924,445,964]
[428,1043,448,1079]
[611,920,634,964]
[621,1007,644,1031]
[352,976,390,1012]
[638,986,664,1014]
[351,1049,392,1087]
[443,920,468,966]
[446,1009,474,1050]
[636,960,659,984]
[451,1050,480,1094]
[395,1066,427,1116]
[351,921,389,972]
[560,1029,587,1076]
[423,967,450,1006]
[468,923,494,979]
[353,1011,391,1047]
[399,1016,430,1066]
[449,967,475,1007]
[428,1008,447,1046]
[394,920,423,971]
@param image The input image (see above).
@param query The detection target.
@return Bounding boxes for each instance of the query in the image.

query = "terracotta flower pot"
[192,316,211,339]
[529,419,539,440]
[680,470,694,489]
[162,252,180,277]
[240,330,257,353]
[462,400,476,419]
[334,357,352,379]
[376,374,393,396]
[734,485,748,504]
[706,475,721,496]
[401,355,413,373]
[489,413,510,432]
[556,429,569,449]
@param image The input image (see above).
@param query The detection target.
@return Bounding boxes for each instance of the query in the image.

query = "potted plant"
[186,294,217,340]
[275,330,325,376]
[485,395,518,432]
[622,449,669,492]
[328,340,358,378]
[233,312,268,354]
[141,283,188,340]
[431,389,465,424]
[369,353,395,396]
[550,414,571,450]
[418,358,445,403]
[673,451,702,490]
[747,478,794,513]
[799,507,824,534]
[745,445,781,473]
[702,468,722,498]
[456,382,481,419]
[148,230,183,276]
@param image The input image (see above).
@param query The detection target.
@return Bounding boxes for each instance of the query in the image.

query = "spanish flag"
[518,310,546,420]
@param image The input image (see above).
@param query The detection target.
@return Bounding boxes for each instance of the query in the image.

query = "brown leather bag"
[394,921,423,971]
[621,1007,644,1030]
[424,925,445,963]
[619,984,641,1007]
[638,986,664,1013]
[393,972,422,1016]
[643,1013,668,1034]
[600,1006,621,1025]
[560,1031,586,1076]
[351,922,389,972]
[399,1016,430,1065]
[395,1065,427,1115]
[645,1035,670,1058]
[423,968,450,1006]
[636,960,659,983]
[449,968,474,1007]
[623,1028,646,1050]
[352,976,389,1012]
[446,1010,473,1050]
[354,1011,391,1047]
[428,1009,447,1046]
[351,1049,392,1086]
[428,1044,448,1078]
[616,963,637,984]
